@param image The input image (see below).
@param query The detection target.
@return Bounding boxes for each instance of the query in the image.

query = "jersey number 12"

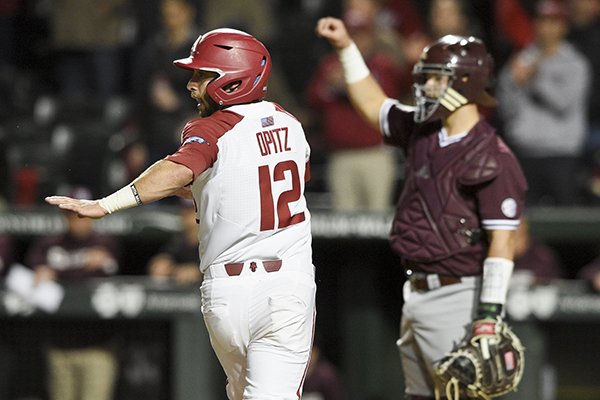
[258,160,305,231]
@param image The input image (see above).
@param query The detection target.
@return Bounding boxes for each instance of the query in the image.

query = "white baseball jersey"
[165,101,312,271]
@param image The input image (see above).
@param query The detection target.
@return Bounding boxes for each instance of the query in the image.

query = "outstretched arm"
[315,17,388,130]
[46,159,194,218]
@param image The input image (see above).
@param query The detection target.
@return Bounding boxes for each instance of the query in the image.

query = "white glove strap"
[337,41,370,84]
[480,257,514,305]
[98,184,142,214]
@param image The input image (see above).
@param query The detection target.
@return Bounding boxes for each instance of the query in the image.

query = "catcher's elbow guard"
[434,320,525,400]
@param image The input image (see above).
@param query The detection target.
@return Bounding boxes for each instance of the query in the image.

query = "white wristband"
[337,42,370,84]
[98,184,142,214]
[480,257,514,305]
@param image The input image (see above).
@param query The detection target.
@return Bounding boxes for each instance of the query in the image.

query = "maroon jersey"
[25,232,120,279]
[381,100,527,276]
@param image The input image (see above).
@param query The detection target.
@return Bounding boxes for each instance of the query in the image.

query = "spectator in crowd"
[426,0,483,39]
[49,0,130,108]
[512,216,564,283]
[566,0,600,200]
[24,186,120,400]
[202,0,277,47]
[307,1,400,212]
[131,0,201,160]
[147,199,202,284]
[302,333,348,400]
[381,0,425,40]
[497,0,591,206]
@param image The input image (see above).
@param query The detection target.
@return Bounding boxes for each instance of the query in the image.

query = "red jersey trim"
[273,102,298,121]
[165,110,243,179]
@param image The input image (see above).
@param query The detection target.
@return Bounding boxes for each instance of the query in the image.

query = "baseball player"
[316,18,527,399]
[46,28,316,400]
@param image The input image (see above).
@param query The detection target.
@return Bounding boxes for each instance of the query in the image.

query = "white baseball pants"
[201,261,316,399]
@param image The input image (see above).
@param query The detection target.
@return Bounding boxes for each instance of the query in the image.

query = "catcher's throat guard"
[434,318,525,400]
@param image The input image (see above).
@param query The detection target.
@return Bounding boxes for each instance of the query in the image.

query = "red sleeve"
[165,111,243,178]
[306,55,343,108]
[369,53,400,99]
[494,0,534,49]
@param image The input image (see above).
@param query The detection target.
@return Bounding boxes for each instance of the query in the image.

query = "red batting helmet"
[412,35,495,123]
[173,28,272,106]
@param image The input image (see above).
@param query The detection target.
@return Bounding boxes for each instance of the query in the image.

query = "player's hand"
[315,17,352,50]
[472,316,500,342]
[45,196,108,219]
[472,302,502,341]
[510,54,539,86]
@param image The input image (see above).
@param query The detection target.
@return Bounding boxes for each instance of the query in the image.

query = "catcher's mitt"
[434,317,525,400]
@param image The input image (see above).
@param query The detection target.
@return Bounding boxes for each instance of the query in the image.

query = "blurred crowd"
[0,0,599,210]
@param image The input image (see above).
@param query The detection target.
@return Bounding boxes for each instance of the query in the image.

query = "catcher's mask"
[412,35,496,123]
[173,28,272,107]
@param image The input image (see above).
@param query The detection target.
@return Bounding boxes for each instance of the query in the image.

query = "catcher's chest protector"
[390,121,500,263]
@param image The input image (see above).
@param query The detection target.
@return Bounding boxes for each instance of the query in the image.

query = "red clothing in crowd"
[307,51,400,151]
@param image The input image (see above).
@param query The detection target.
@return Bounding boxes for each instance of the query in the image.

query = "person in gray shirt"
[497,0,591,206]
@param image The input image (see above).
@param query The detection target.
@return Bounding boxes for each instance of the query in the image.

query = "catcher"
[316,17,526,400]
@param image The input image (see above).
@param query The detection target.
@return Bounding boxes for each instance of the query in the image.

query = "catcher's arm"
[473,229,516,337]
[315,17,387,130]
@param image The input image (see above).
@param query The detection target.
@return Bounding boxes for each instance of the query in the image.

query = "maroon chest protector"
[390,120,501,263]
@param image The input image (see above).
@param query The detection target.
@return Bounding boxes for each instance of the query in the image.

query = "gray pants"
[397,276,480,397]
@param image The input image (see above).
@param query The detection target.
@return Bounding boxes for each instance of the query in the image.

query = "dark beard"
[199,95,221,117]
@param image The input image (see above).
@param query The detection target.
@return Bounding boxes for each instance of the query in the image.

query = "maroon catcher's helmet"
[174,28,272,106]
[412,35,495,123]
